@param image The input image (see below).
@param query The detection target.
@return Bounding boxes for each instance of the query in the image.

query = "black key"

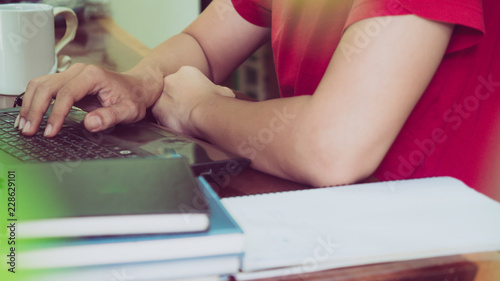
[108,146,126,151]
[29,147,43,154]
[0,143,12,150]
[18,143,34,150]
[31,151,50,158]
[38,156,57,162]
[3,127,18,133]
[101,153,121,159]
[12,151,28,158]
[3,115,15,121]
[5,147,20,154]
[18,155,35,161]
[92,148,111,155]
[9,140,26,147]
[80,154,101,160]
[4,137,18,143]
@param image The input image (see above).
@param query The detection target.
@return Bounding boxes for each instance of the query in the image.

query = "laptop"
[0,106,250,176]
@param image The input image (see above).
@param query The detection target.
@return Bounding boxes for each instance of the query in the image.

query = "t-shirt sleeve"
[345,0,485,53]
[231,0,272,27]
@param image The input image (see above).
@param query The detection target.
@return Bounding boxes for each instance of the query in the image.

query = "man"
[16,0,499,194]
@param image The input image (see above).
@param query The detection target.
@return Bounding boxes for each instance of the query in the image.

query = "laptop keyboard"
[0,111,137,162]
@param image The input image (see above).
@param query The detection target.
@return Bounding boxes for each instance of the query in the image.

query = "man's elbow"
[291,143,381,187]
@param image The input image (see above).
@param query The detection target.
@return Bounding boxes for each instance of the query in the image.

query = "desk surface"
[0,18,498,281]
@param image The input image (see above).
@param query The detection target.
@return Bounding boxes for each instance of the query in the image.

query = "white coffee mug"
[0,3,78,96]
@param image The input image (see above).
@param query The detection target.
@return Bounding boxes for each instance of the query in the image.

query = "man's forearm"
[191,95,320,184]
[125,32,212,81]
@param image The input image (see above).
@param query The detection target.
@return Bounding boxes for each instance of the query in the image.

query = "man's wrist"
[123,67,164,106]
[188,94,216,139]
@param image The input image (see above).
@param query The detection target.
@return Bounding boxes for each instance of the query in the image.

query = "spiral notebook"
[221,177,500,280]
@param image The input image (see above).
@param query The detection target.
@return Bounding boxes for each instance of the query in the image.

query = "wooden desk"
[1,18,498,281]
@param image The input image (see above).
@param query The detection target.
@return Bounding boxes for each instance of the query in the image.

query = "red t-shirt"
[232,0,500,194]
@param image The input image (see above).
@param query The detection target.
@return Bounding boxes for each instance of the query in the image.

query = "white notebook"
[221,177,500,280]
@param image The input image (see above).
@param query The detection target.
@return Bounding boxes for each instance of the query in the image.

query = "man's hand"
[17,63,164,137]
[151,66,235,136]
[14,0,269,138]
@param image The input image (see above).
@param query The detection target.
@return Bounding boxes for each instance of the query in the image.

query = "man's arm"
[158,14,454,186]
[19,0,269,137]
[128,0,270,83]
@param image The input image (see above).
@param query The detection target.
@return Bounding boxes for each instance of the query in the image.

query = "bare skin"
[16,0,453,187]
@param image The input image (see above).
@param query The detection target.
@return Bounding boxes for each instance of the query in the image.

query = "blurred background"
[0,0,279,100]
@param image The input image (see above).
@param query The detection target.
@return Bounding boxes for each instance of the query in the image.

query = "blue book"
[19,177,244,269]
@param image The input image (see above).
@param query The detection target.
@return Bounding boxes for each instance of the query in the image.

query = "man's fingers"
[19,63,86,126]
[18,75,56,133]
[44,66,111,137]
[16,63,155,137]
[83,100,142,133]
[21,64,108,136]
[43,96,75,138]
[20,91,52,136]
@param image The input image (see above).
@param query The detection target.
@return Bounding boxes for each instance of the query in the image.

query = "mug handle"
[53,7,78,72]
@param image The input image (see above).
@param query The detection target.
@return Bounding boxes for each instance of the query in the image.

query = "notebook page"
[221,177,500,279]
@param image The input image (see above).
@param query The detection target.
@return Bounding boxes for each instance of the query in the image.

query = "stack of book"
[5,156,500,281]
[10,157,244,281]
